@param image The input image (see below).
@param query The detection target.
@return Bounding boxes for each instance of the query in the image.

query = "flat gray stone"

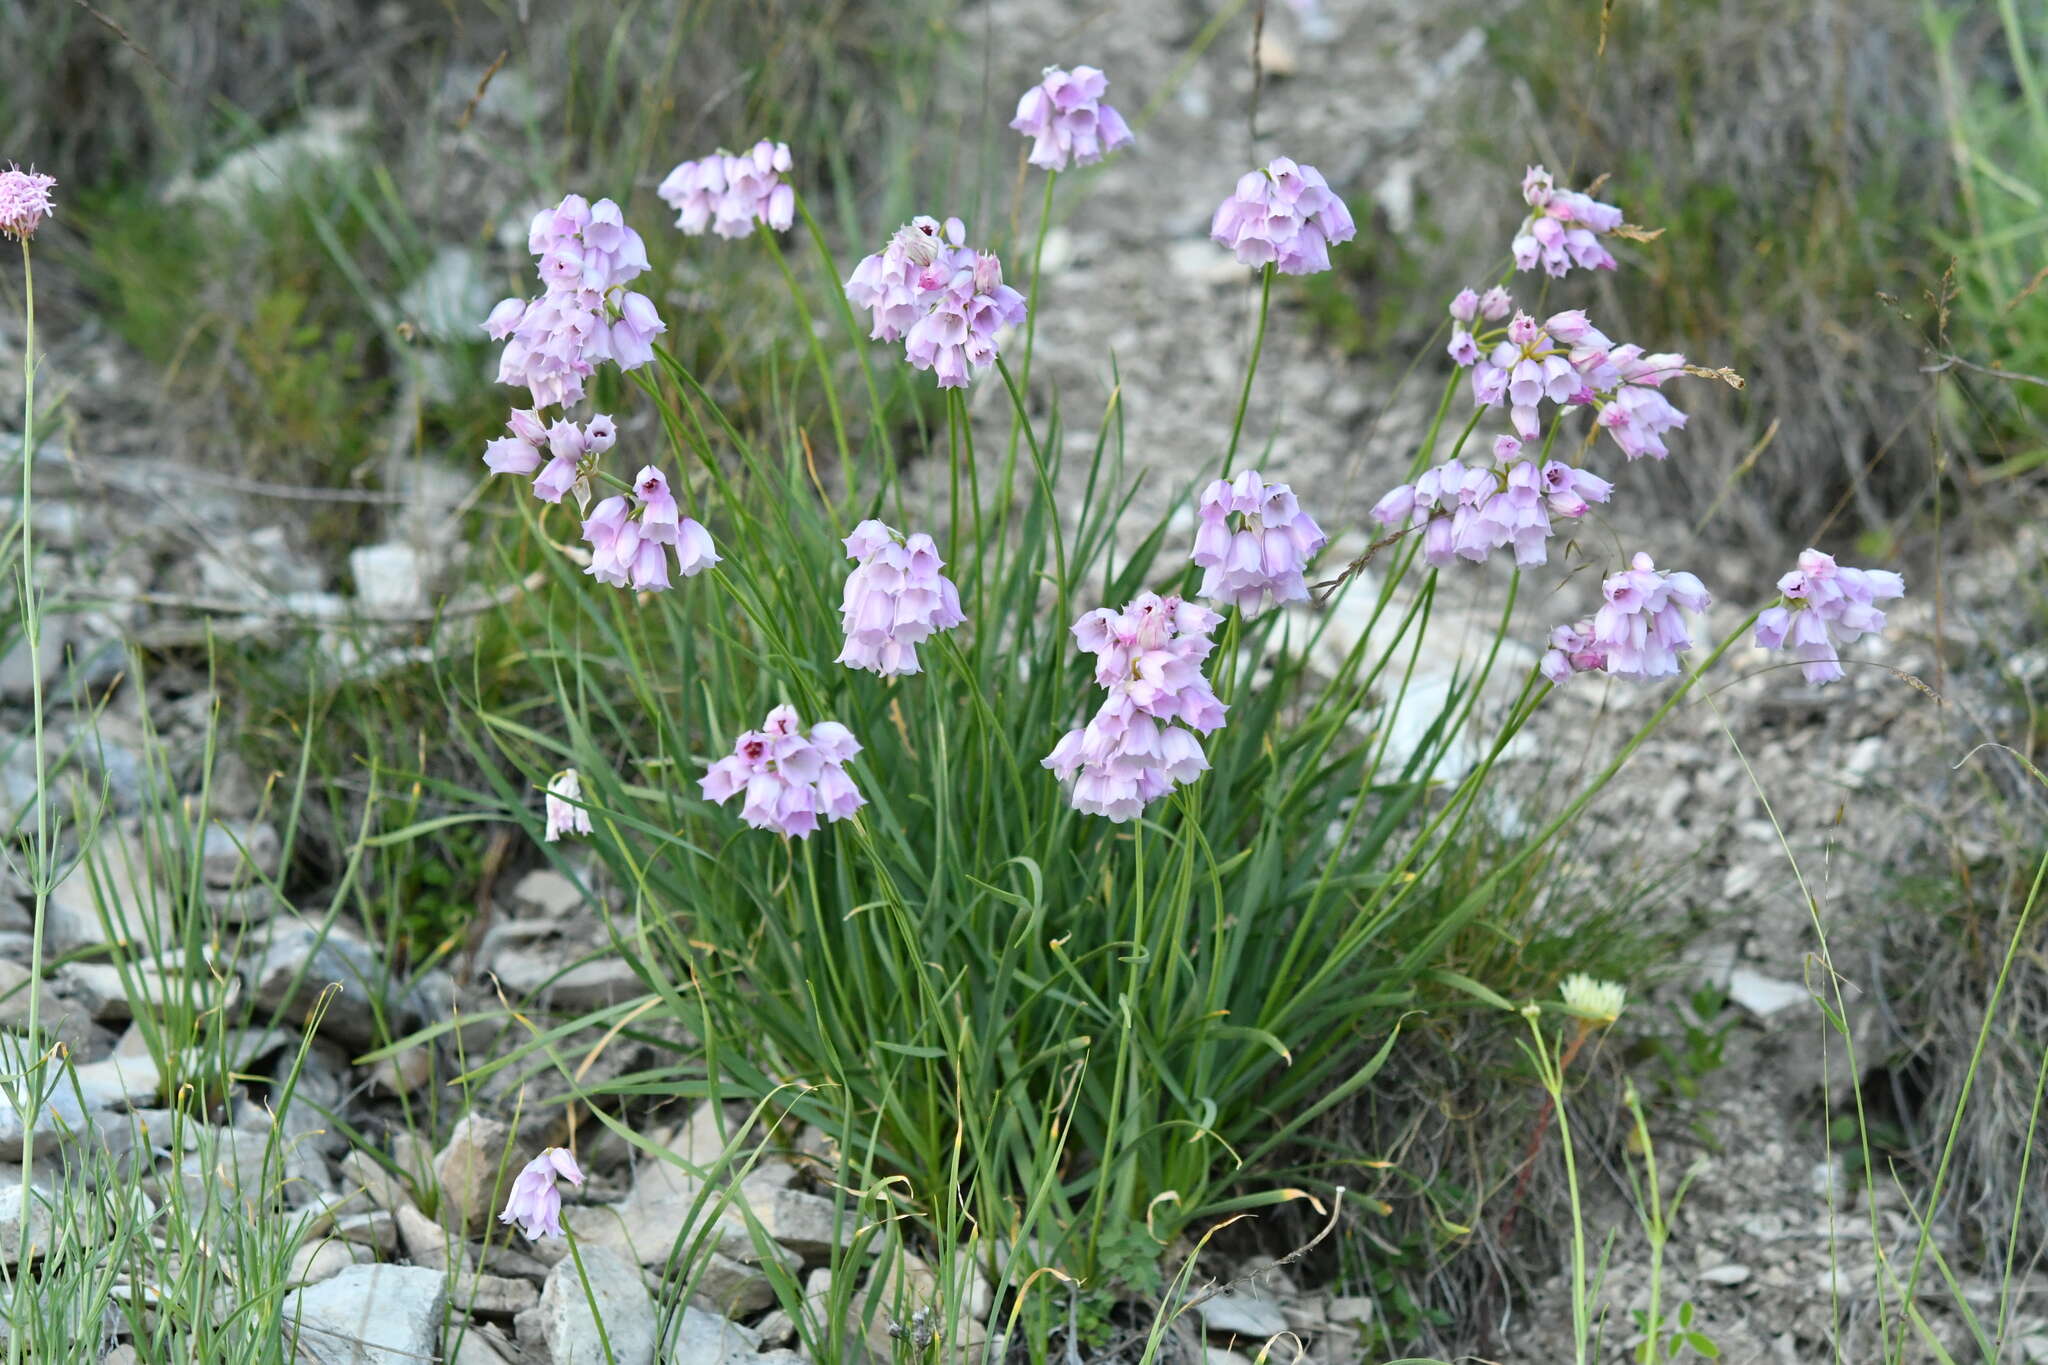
[540,1243,656,1365]
[664,1307,760,1365]
[286,1263,446,1364]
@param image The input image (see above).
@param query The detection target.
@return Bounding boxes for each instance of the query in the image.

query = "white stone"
[509,868,585,917]
[1194,1289,1289,1339]
[1326,1295,1373,1326]
[47,827,166,955]
[285,1262,446,1365]
[0,1185,52,1264]
[1700,1263,1752,1286]
[666,1307,760,1365]
[454,1272,539,1317]
[433,1113,509,1234]
[541,1243,657,1365]
[287,1237,373,1287]
[351,542,426,615]
[1727,967,1809,1019]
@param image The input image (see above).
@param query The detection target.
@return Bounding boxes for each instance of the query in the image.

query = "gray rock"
[396,1200,471,1272]
[337,1150,415,1213]
[245,921,388,1049]
[448,1327,518,1365]
[201,819,280,888]
[509,869,586,917]
[688,1249,775,1317]
[746,1186,843,1259]
[1194,1289,1289,1340]
[287,1237,374,1287]
[664,1307,760,1365]
[350,543,426,615]
[0,1184,53,1264]
[285,1262,446,1365]
[434,1113,509,1235]
[540,1243,657,1365]
[331,1210,398,1253]
[0,616,66,704]
[488,942,642,1011]
[454,1273,540,1318]
[46,828,167,955]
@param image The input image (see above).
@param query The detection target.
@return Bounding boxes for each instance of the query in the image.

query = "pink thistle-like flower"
[543,769,593,842]
[499,1148,584,1240]
[1009,65,1135,171]
[700,706,865,838]
[1191,470,1328,616]
[1209,157,1356,276]
[1512,165,1624,277]
[1753,548,1904,685]
[0,167,57,242]
[837,519,967,676]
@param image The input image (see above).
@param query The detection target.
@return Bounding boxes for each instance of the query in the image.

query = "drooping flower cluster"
[1452,301,1689,458]
[837,520,966,676]
[543,769,592,842]
[1446,285,1512,366]
[1753,549,1905,685]
[1210,157,1356,275]
[844,217,1027,387]
[657,141,796,238]
[1191,470,1328,616]
[482,409,618,504]
[1370,435,1612,568]
[1513,165,1623,277]
[1009,66,1135,171]
[0,166,56,242]
[1542,553,1710,683]
[484,195,666,409]
[500,1148,583,1240]
[700,705,865,839]
[582,467,719,592]
[1043,594,1227,822]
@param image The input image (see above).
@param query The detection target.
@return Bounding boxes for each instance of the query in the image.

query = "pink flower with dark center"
[701,705,865,838]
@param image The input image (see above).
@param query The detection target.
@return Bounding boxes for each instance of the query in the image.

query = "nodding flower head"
[1560,974,1627,1026]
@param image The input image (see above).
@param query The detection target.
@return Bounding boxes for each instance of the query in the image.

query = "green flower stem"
[562,1228,621,1365]
[1220,261,1274,478]
[760,223,854,499]
[1019,169,1057,397]
[14,238,50,1365]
